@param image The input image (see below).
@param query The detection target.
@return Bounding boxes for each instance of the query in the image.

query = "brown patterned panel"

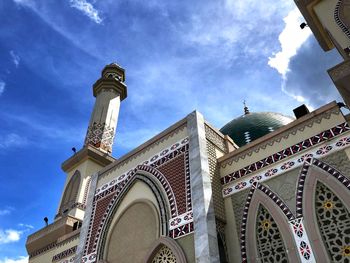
[157,153,187,215]
[207,141,226,221]
[88,194,114,254]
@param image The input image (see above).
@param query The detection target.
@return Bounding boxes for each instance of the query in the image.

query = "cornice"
[61,146,115,172]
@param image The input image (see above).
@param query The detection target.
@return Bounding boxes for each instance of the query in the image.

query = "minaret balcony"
[25,215,81,256]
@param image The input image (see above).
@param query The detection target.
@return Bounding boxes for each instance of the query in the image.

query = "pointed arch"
[296,158,350,262]
[241,182,299,263]
[335,0,350,40]
[144,237,187,263]
[59,170,81,214]
[95,168,175,260]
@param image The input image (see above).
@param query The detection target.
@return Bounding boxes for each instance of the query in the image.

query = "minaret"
[84,63,127,154]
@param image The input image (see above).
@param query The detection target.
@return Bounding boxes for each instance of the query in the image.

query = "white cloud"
[10,51,20,67]
[0,229,22,244]
[12,0,35,8]
[18,223,34,229]
[0,256,28,263]
[69,0,103,24]
[0,81,5,95]
[0,133,29,149]
[268,8,312,77]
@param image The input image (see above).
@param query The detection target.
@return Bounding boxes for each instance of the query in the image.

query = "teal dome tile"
[220,112,294,147]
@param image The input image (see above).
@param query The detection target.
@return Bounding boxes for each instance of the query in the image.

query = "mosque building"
[25,0,350,262]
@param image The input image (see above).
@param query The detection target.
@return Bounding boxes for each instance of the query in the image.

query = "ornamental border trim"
[222,122,350,185]
[222,126,350,197]
[295,157,350,218]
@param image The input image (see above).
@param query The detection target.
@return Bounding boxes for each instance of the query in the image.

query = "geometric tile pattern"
[288,218,315,262]
[52,246,77,262]
[81,252,96,263]
[94,137,189,195]
[84,122,115,153]
[82,138,193,260]
[169,211,193,230]
[240,182,294,263]
[295,157,350,218]
[222,131,350,197]
[222,122,350,185]
[168,222,194,239]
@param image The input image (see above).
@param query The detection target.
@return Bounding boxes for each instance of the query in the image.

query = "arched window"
[315,182,350,262]
[151,245,177,263]
[60,170,81,214]
[242,183,299,263]
[298,158,350,262]
[256,205,289,263]
[145,237,187,263]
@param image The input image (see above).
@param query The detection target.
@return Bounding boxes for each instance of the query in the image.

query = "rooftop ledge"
[62,145,116,172]
[26,215,80,255]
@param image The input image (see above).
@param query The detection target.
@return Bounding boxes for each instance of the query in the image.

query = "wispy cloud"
[18,223,34,229]
[69,0,103,24]
[0,207,14,216]
[9,51,20,67]
[0,229,22,244]
[268,8,311,77]
[0,81,5,96]
[0,133,29,149]
[0,256,28,263]
[12,0,35,7]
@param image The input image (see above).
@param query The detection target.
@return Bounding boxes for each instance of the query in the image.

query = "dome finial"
[243,100,250,115]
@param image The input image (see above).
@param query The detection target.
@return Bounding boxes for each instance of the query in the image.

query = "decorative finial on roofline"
[243,100,250,115]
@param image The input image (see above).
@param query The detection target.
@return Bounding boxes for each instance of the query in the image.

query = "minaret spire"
[84,63,127,154]
[243,100,250,115]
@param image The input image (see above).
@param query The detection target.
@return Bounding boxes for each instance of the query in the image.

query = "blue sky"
[0,0,343,261]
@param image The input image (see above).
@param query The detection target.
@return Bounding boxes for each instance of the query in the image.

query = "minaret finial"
[243,100,250,115]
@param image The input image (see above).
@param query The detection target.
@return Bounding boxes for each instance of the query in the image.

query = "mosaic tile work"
[81,252,96,263]
[83,138,193,260]
[289,218,315,262]
[169,211,193,230]
[221,122,350,185]
[95,137,189,195]
[222,131,350,197]
[84,122,115,153]
[169,222,194,239]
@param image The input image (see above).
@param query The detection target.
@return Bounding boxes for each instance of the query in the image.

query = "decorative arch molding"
[296,158,350,218]
[94,164,178,217]
[296,158,350,261]
[134,165,178,217]
[335,0,350,39]
[59,170,81,214]
[144,237,187,263]
[95,172,172,260]
[241,182,299,263]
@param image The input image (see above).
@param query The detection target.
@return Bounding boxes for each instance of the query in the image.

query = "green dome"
[220,112,294,147]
